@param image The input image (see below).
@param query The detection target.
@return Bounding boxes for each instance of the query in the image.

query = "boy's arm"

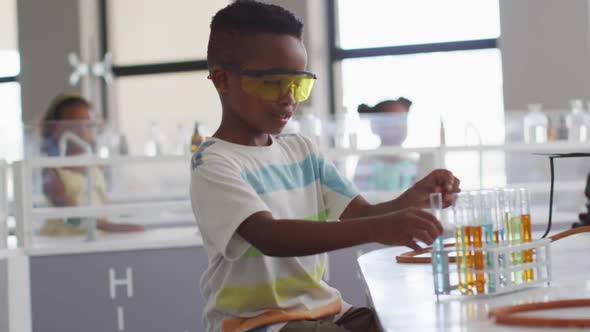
[237,207,442,257]
[340,169,461,220]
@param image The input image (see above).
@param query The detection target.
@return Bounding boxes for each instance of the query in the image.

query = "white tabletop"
[358,232,590,331]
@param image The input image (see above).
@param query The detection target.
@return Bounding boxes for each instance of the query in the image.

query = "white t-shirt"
[190,134,359,332]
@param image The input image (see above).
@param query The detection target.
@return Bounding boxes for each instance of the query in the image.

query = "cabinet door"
[29,246,208,332]
[326,244,385,307]
[0,258,8,332]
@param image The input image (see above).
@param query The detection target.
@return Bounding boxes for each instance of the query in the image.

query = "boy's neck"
[213,126,272,147]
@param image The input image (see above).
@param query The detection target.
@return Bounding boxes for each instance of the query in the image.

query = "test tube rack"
[432,237,552,300]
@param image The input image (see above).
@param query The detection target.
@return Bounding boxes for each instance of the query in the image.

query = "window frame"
[98,0,210,118]
[326,0,499,114]
[0,76,17,83]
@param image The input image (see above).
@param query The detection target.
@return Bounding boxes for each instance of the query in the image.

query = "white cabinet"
[0,257,8,332]
[28,245,207,332]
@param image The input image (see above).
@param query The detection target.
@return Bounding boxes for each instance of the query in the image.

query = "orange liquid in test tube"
[463,226,474,294]
[472,225,485,294]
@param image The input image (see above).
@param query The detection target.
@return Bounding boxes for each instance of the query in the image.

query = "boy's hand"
[370,207,443,251]
[398,169,460,209]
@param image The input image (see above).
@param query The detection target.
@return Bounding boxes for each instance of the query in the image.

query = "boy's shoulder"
[190,134,317,171]
[190,139,225,171]
[274,133,316,150]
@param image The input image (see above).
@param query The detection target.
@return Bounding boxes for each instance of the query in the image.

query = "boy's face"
[213,33,308,136]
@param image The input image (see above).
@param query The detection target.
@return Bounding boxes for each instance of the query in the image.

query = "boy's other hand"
[398,169,460,209]
[370,207,443,251]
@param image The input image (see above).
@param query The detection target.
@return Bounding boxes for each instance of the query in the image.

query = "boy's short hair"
[207,0,303,69]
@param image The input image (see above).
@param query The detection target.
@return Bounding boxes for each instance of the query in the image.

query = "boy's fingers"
[406,240,422,251]
[434,170,454,191]
[412,230,434,246]
[412,210,444,234]
[410,219,441,241]
[453,176,461,192]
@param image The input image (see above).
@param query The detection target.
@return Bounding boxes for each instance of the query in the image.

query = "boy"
[190,1,460,331]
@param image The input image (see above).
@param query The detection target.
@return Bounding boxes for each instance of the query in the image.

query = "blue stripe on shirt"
[240,154,357,198]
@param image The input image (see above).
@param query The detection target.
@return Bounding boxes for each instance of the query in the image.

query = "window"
[341,49,504,147]
[331,0,505,189]
[103,0,230,154]
[337,0,500,49]
[113,72,220,155]
[0,0,22,162]
[107,0,224,65]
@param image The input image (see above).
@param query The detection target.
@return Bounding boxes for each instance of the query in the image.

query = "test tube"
[430,193,450,295]
[494,188,508,288]
[519,188,534,281]
[480,190,497,293]
[470,191,485,294]
[453,192,473,295]
[491,188,505,244]
[504,188,523,284]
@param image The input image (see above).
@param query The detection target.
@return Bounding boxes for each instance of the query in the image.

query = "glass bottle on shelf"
[557,112,569,141]
[566,99,589,142]
[334,107,358,149]
[118,134,129,155]
[546,112,559,142]
[299,107,323,148]
[523,103,548,144]
[190,122,204,153]
[173,123,190,155]
[144,121,164,156]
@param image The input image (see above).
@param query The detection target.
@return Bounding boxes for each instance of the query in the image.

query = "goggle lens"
[240,74,316,102]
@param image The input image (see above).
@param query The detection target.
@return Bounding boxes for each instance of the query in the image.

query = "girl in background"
[40,93,144,235]
[356,97,418,192]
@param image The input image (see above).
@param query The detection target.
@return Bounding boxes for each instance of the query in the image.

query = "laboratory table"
[358,232,590,331]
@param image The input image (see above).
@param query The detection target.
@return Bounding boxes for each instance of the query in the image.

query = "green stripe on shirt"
[215,264,325,310]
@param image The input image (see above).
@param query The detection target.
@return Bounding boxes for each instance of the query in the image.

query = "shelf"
[325,146,437,158]
[31,200,191,219]
[508,181,584,194]
[24,226,203,256]
[324,141,590,157]
[26,154,191,168]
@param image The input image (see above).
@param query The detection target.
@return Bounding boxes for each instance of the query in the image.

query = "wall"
[0,0,17,50]
[17,0,82,124]
[16,1,590,132]
[499,0,590,110]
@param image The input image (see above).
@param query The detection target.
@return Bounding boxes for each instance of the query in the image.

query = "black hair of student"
[207,0,304,69]
[397,97,413,109]
[357,100,396,113]
[357,98,413,113]
[40,94,91,154]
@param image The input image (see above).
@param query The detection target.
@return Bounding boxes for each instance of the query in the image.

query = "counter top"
[358,232,590,331]
[23,226,202,256]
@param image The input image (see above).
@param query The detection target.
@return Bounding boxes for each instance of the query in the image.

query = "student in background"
[356,97,417,192]
[40,93,144,236]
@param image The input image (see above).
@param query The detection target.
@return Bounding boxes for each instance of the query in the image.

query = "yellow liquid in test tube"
[472,225,485,294]
[504,212,513,242]
[521,214,534,281]
[454,226,469,295]
[463,226,474,294]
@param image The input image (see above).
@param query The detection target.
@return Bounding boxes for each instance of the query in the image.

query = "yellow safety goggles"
[228,68,317,102]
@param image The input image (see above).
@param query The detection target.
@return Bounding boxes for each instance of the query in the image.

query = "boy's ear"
[208,68,230,94]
